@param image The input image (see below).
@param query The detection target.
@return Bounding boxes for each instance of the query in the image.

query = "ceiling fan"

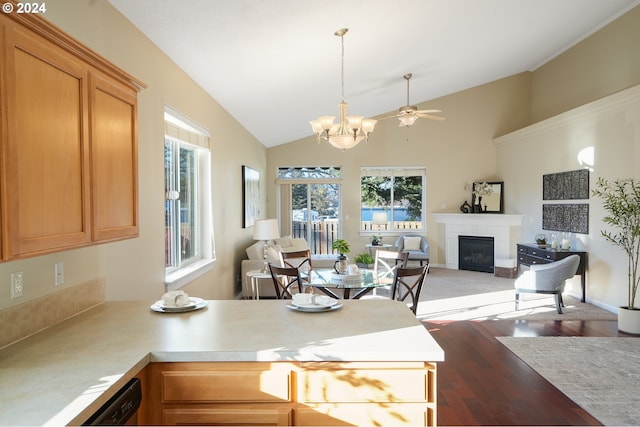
[389,73,445,127]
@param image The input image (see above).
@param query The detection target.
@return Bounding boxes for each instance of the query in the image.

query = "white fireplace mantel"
[432,213,524,270]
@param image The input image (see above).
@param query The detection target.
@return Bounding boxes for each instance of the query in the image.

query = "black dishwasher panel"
[83,377,141,426]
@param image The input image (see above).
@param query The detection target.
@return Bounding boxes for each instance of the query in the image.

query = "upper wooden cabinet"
[0,10,145,260]
[90,71,139,242]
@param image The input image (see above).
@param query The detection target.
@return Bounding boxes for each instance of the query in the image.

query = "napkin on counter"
[162,290,191,307]
[292,293,334,307]
[313,295,334,307]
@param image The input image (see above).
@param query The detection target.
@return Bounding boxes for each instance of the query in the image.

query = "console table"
[516,243,588,302]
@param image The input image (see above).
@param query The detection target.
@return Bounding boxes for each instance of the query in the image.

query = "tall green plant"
[592,177,640,309]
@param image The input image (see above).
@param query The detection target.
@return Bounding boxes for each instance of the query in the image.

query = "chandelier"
[309,28,377,150]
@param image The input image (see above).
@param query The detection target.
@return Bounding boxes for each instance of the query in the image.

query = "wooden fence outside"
[292,220,423,254]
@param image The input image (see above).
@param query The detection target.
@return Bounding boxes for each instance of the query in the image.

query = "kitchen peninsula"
[0,299,443,426]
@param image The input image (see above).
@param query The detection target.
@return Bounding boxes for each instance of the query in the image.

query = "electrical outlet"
[11,272,23,299]
[54,262,64,286]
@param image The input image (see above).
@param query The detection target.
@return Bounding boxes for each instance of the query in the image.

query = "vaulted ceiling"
[109,0,640,147]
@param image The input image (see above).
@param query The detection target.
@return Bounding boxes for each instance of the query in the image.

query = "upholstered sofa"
[240,236,336,298]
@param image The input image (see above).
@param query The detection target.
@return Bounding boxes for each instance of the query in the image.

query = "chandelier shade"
[310,28,377,150]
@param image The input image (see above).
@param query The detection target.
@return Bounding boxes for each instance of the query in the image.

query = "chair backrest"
[374,250,409,285]
[268,264,303,299]
[528,254,581,290]
[391,264,429,314]
[395,234,427,252]
[279,250,312,274]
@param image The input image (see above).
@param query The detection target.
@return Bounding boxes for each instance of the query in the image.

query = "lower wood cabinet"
[140,361,437,426]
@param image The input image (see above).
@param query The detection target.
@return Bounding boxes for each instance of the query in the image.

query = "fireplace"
[458,235,494,273]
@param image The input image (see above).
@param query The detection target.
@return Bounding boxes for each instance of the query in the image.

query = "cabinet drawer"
[526,255,550,265]
[527,247,545,257]
[162,370,290,402]
[295,403,433,426]
[298,369,430,403]
[163,406,292,426]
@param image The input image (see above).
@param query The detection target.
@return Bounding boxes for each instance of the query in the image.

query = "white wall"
[496,84,640,311]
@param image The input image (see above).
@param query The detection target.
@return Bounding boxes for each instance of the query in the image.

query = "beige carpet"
[498,336,640,426]
[411,267,617,321]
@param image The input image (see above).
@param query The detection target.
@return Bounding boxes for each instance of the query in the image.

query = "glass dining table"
[307,268,391,299]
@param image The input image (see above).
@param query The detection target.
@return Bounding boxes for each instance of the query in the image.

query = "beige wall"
[1,2,638,314]
[496,85,640,310]
[495,6,640,311]
[531,5,640,123]
[268,73,532,262]
[0,0,266,310]
[268,5,640,311]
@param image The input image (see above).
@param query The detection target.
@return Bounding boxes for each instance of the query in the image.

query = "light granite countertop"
[0,299,444,426]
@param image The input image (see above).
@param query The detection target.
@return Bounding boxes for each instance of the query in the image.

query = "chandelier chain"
[340,32,345,102]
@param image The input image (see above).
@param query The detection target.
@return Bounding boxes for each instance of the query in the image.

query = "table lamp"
[252,219,280,272]
[372,212,387,230]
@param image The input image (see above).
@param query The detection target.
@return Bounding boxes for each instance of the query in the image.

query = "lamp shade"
[372,212,387,225]
[252,219,280,240]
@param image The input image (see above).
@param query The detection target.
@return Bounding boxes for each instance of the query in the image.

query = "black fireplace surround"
[458,235,494,273]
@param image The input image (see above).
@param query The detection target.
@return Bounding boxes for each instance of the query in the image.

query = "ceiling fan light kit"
[395,73,445,127]
[309,28,377,150]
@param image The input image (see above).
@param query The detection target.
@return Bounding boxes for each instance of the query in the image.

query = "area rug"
[497,336,640,426]
[412,267,617,321]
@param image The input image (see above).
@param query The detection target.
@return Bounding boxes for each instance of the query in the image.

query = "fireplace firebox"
[458,235,494,273]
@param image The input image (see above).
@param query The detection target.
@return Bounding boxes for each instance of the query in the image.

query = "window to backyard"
[164,106,215,290]
[360,167,426,233]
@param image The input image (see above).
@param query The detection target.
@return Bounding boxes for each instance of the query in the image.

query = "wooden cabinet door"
[90,72,138,242]
[1,21,91,258]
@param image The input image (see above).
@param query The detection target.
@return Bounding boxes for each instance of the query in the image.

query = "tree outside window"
[360,168,426,232]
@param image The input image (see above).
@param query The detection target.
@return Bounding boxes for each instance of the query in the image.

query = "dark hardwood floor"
[423,319,632,426]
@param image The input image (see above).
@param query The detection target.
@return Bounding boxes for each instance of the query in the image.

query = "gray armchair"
[395,234,429,266]
[514,254,580,314]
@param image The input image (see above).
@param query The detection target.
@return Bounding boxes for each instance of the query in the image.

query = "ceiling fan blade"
[415,109,442,114]
[416,112,446,121]
[378,113,402,121]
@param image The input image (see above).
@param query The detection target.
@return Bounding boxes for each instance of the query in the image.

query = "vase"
[459,201,471,213]
[333,255,348,274]
[618,306,640,334]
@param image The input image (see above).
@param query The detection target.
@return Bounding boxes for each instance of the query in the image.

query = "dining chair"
[367,250,409,298]
[374,250,409,285]
[279,250,312,283]
[391,264,429,314]
[268,264,304,299]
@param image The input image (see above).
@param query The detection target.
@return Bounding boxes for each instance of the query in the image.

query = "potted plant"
[370,235,382,246]
[332,239,351,274]
[592,177,640,334]
[354,252,374,269]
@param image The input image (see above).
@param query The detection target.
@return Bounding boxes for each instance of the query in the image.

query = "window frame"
[164,106,215,291]
[360,166,427,234]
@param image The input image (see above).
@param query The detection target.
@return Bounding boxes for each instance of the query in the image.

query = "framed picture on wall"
[242,166,260,228]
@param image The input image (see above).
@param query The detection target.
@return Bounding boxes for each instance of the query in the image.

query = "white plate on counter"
[151,297,208,313]
[286,302,343,312]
